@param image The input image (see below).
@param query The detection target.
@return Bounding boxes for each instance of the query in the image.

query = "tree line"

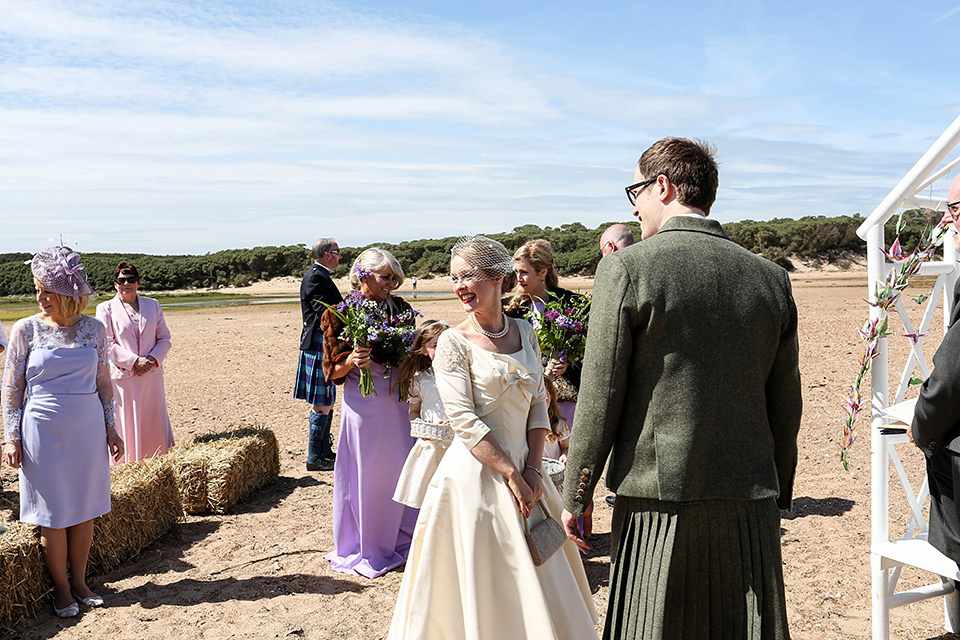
[0,212,939,296]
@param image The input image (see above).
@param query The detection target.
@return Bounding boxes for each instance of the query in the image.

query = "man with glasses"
[599,223,635,257]
[294,238,343,472]
[561,137,802,638]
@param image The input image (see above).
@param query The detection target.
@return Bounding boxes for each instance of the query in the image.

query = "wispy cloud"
[0,1,957,253]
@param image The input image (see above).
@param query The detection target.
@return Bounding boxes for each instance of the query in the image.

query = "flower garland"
[841,214,948,470]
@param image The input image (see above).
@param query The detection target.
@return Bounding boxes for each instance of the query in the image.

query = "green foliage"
[0,213,890,296]
[0,246,311,296]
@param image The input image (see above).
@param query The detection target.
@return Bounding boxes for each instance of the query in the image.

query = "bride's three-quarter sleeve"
[434,333,491,449]
[2,320,28,442]
[95,321,118,436]
[525,323,550,432]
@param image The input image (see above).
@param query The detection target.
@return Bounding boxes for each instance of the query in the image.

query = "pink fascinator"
[27,246,94,300]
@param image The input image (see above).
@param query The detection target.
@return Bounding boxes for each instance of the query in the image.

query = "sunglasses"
[116,276,139,284]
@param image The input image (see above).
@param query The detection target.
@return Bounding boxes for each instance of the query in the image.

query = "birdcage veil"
[450,235,513,281]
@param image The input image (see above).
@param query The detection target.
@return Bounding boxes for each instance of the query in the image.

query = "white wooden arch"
[856,113,960,639]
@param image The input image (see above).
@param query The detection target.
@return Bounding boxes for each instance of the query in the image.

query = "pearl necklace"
[471,312,509,339]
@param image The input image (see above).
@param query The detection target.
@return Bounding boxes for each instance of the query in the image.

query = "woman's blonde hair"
[513,239,558,289]
[349,247,405,290]
[506,239,559,312]
[35,279,89,318]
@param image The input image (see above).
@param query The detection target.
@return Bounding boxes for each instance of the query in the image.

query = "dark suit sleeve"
[561,256,636,515]
[765,273,802,510]
[950,276,960,329]
[912,321,960,456]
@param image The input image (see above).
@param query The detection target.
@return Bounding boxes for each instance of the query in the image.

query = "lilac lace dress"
[2,315,117,528]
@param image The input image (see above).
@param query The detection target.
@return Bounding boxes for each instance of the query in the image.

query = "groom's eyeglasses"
[625,178,657,206]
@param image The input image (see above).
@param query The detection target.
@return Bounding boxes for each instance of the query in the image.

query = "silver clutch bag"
[523,499,567,566]
[409,418,454,441]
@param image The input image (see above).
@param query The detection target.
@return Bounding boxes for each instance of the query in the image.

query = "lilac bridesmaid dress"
[326,361,418,578]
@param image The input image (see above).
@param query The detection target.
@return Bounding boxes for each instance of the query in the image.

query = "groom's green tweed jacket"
[562,215,802,514]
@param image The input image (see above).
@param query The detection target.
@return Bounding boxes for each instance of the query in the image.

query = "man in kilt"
[562,138,802,639]
[294,238,343,471]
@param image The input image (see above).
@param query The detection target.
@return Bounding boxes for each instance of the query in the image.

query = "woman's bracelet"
[524,465,542,477]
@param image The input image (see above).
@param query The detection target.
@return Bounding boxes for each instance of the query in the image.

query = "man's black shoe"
[605,495,616,507]
[307,458,335,472]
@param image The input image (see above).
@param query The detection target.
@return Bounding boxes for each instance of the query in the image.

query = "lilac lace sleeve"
[94,320,118,435]
[2,320,29,441]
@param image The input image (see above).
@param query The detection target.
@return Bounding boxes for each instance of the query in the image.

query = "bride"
[388,236,597,640]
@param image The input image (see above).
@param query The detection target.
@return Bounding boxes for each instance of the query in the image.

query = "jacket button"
[574,496,582,503]
[582,468,590,475]
[578,482,587,489]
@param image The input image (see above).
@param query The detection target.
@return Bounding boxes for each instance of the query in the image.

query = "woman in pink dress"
[95,261,174,463]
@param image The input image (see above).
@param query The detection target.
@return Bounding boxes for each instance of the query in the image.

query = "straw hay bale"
[88,455,183,575]
[0,521,46,627]
[172,426,279,515]
[171,446,210,515]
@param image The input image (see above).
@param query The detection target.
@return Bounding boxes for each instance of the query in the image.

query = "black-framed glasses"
[625,178,657,206]
[115,276,138,285]
[948,200,960,215]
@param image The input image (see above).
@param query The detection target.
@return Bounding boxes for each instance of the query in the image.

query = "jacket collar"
[657,214,729,240]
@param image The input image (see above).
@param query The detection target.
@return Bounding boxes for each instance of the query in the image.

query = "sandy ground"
[0,268,957,639]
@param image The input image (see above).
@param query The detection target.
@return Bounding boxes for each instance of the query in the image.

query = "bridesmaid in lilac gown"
[320,248,418,578]
[2,246,124,618]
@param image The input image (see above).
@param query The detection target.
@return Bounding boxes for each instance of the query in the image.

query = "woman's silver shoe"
[52,596,79,618]
[71,589,104,607]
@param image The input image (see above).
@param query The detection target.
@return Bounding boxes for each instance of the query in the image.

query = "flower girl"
[392,320,453,508]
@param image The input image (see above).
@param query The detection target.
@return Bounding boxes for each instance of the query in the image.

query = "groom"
[562,137,802,637]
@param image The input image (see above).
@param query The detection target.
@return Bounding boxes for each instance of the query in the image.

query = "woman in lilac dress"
[2,246,124,618]
[320,247,418,578]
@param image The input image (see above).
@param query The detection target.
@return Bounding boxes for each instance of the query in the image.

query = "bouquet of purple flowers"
[526,292,591,366]
[324,291,420,397]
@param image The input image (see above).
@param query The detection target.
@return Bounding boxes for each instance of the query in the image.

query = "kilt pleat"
[293,346,335,406]
[605,497,789,640]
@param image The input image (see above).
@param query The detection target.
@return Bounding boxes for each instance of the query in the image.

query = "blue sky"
[1,0,959,254]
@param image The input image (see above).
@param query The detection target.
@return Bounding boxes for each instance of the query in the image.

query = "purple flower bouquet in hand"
[526,292,591,368]
[324,291,420,397]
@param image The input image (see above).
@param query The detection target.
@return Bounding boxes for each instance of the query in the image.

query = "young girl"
[393,320,453,509]
[541,376,571,489]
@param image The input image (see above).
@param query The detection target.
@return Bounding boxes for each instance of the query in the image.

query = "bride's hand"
[505,469,535,518]
[521,467,544,505]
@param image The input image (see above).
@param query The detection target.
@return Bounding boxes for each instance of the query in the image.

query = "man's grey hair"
[311,238,337,262]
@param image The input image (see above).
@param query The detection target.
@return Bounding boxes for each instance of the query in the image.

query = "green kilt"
[605,496,789,640]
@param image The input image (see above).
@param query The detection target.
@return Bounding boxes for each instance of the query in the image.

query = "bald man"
[599,224,635,256]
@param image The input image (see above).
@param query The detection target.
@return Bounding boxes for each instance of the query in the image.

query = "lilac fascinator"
[28,246,94,300]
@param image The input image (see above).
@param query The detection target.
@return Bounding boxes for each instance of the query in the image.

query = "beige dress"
[388,320,598,640]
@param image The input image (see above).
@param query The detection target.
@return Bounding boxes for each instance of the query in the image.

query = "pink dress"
[96,295,174,463]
